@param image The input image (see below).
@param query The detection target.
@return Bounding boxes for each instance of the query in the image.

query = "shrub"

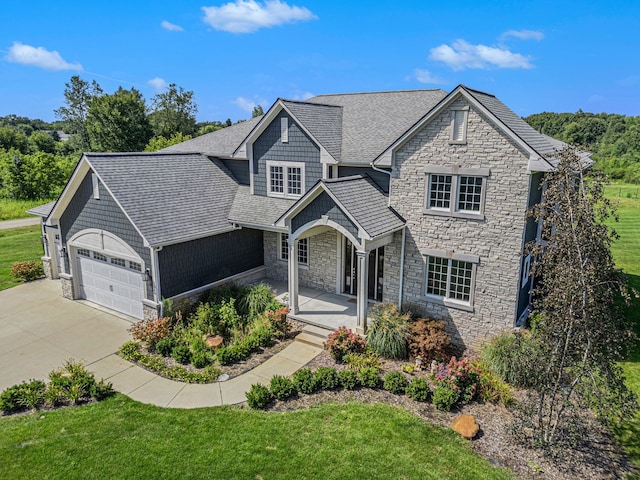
[10,260,44,282]
[0,383,27,414]
[359,367,382,389]
[171,345,192,365]
[338,369,359,390]
[270,375,297,400]
[477,368,514,406]
[246,383,272,409]
[293,367,318,394]
[191,351,212,369]
[433,383,460,411]
[325,326,365,362]
[408,318,451,363]
[216,342,250,366]
[434,357,481,405]
[367,303,411,360]
[191,302,224,336]
[383,371,408,394]
[19,379,46,410]
[480,330,544,388]
[252,326,274,348]
[129,317,171,349]
[44,384,66,407]
[119,341,142,361]
[406,377,430,402]
[240,283,275,318]
[344,350,381,370]
[264,307,290,338]
[89,379,115,401]
[314,367,340,390]
[156,337,177,357]
[218,298,244,331]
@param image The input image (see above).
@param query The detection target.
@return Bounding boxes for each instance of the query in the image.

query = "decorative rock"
[205,335,224,349]
[451,414,479,439]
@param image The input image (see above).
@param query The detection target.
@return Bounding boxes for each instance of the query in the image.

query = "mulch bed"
[266,350,634,480]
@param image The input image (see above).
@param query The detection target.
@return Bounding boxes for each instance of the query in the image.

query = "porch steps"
[295,324,333,348]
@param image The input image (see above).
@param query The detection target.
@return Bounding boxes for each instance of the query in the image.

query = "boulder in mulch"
[451,414,479,439]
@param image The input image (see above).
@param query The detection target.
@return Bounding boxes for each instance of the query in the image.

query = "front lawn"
[0,198,50,221]
[0,225,43,290]
[0,395,512,480]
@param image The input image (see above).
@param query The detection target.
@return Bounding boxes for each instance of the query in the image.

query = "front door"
[343,238,384,301]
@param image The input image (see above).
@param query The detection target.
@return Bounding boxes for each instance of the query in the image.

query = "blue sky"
[1,0,639,123]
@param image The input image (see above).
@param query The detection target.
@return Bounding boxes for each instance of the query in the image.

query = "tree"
[252,105,264,118]
[524,146,637,446]
[0,126,28,153]
[149,83,197,138]
[54,76,103,151]
[86,87,153,152]
[28,131,57,154]
[144,132,192,152]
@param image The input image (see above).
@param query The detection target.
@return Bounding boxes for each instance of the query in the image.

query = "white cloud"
[290,91,314,101]
[233,96,269,112]
[500,29,544,41]
[148,77,169,92]
[429,39,533,70]
[161,20,184,32]
[202,0,317,33]
[414,69,446,84]
[5,42,82,71]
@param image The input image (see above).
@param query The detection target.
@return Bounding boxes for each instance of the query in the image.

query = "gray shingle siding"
[338,166,390,193]
[158,228,264,298]
[252,111,322,196]
[60,172,153,299]
[221,158,250,185]
[291,191,358,239]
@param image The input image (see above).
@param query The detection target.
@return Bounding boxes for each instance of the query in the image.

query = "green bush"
[383,371,408,394]
[314,367,340,390]
[344,350,381,370]
[191,302,224,336]
[239,283,275,318]
[325,326,366,362]
[366,303,411,360]
[191,351,212,369]
[0,383,27,414]
[89,379,115,401]
[293,368,318,394]
[433,383,460,411]
[406,377,430,402]
[359,367,382,389]
[119,341,142,361]
[263,307,290,339]
[216,342,250,366]
[337,369,359,390]
[270,375,297,400]
[10,260,44,282]
[480,330,544,388]
[156,337,176,357]
[171,345,192,365]
[246,383,272,409]
[477,367,514,406]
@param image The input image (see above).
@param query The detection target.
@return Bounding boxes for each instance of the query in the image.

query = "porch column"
[355,250,369,335]
[288,237,299,314]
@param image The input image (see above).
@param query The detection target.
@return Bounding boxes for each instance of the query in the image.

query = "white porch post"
[355,250,369,335]
[288,237,299,314]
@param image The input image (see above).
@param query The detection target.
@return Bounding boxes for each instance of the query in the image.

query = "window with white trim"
[424,251,479,308]
[267,161,304,198]
[129,261,142,272]
[77,248,91,257]
[110,257,126,267]
[424,166,489,219]
[93,252,107,262]
[450,108,469,143]
[279,233,308,266]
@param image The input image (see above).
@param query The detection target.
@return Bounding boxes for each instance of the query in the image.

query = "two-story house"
[32,85,565,347]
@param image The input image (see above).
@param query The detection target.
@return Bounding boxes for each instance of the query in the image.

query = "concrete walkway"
[0,217,40,230]
[0,280,322,408]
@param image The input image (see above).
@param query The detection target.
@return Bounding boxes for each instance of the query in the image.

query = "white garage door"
[76,248,144,319]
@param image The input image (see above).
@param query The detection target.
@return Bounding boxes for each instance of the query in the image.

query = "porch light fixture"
[143,269,151,282]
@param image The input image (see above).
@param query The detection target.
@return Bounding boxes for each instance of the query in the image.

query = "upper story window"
[424,249,479,311]
[267,160,304,198]
[281,117,289,143]
[450,107,469,144]
[91,173,100,199]
[279,233,308,266]
[424,165,489,219]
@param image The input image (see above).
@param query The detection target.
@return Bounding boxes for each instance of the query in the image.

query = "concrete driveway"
[0,279,133,391]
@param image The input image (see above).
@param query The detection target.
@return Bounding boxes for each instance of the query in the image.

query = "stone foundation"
[42,256,53,280]
[143,302,160,321]
[59,273,75,299]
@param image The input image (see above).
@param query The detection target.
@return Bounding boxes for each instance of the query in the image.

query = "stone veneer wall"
[42,256,53,280]
[264,230,337,294]
[60,273,75,300]
[390,97,530,348]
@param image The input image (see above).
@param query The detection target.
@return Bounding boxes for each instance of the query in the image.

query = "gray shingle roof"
[229,186,295,228]
[305,90,447,164]
[281,100,342,160]
[321,175,405,238]
[160,116,262,156]
[27,201,56,218]
[86,152,239,246]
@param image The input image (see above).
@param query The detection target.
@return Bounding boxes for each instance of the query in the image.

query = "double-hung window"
[279,233,308,266]
[267,161,304,198]
[424,249,479,310]
[424,166,489,219]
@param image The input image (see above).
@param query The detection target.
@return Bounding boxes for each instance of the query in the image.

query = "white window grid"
[457,176,483,212]
[280,233,308,265]
[110,257,126,267]
[270,166,284,193]
[428,175,452,209]
[267,161,305,198]
[426,256,474,303]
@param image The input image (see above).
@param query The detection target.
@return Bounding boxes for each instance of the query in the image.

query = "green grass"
[0,198,51,221]
[604,183,640,474]
[0,395,513,480]
[0,225,43,290]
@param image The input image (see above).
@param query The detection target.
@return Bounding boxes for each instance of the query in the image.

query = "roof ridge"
[281,98,342,109]
[311,88,445,98]
[84,151,205,158]
[459,85,496,98]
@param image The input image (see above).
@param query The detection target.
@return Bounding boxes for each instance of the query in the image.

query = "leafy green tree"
[524,146,637,446]
[144,132,192,152]
[28,131,57,154]
[196,122,225,136]
[54,76,103,151]
[86,87,152,152]
[0,127,29,153]
[252,105,264,118]
[149,83,197,138]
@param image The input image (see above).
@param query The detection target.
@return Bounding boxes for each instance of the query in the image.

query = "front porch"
[263,279,358,331]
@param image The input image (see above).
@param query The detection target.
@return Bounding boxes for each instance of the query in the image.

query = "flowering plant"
[434,356,481,404]
[324,326,365,362]
[264,307,290,338]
